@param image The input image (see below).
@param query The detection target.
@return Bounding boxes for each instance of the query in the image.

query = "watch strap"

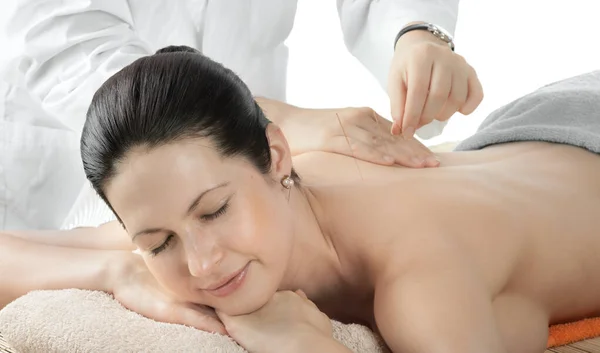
[394,23,455,51]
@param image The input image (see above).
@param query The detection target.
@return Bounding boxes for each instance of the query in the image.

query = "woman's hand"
[278,105,440,168]
[109,252,227,334]
[217,290,343,353]
[388,28,484,139]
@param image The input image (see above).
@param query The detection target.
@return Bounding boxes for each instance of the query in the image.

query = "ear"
[265,124,293,179]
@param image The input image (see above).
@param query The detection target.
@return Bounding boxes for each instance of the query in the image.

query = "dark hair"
[81,45,298,212]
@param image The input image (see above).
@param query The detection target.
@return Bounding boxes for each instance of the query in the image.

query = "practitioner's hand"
[110,252,227,334]
[281,106,439,168]
[216,290,335,353]
[389,27,484,139]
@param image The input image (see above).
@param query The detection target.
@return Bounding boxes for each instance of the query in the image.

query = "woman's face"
[105,135,295,315]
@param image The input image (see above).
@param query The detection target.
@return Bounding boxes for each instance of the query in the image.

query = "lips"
[203,263,250,297]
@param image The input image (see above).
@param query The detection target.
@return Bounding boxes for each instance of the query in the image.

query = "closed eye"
[150,234,175,256]
[201,202,229,221]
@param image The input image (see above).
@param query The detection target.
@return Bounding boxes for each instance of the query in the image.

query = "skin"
[295,141,600,353]
[106,125,600,353]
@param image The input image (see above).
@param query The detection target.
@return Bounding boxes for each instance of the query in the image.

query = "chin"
[215,265,279,316]
[221,293,271,316]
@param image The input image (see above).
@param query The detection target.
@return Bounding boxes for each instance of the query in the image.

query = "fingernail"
[403,127,415,139]
[425,156,440,166]
[390,124,400,135]
[383,155,394,163]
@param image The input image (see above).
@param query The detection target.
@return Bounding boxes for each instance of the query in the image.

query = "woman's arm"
[6,221,135,250]
[0,230,227,332]
[0,231,126,308]
[374,247,506,353]
[217,290,353,353]
[288,333,352,353]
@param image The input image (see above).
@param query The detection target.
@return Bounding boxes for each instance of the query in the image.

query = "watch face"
[427,24,452,43]
[426,24,455,50]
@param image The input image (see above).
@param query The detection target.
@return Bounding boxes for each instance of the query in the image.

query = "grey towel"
[455,70,600,154]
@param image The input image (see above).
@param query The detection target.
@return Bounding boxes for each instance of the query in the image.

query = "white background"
[285,0,600,145]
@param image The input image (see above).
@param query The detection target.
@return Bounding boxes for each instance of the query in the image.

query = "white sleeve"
[337,0,459,139]
[2,0,154,132]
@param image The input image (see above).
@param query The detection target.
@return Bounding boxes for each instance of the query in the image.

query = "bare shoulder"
[292,152,453,277]
[291,151,408,185]
[371,233,508,353]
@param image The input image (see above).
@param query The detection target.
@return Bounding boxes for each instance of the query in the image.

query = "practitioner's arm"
[255,97,439,168]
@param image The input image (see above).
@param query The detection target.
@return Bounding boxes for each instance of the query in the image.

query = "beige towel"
[0,289,388,352]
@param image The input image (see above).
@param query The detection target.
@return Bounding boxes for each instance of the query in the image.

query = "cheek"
[227,182,295,263]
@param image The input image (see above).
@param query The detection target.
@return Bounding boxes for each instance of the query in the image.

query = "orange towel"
[547,317,600,348]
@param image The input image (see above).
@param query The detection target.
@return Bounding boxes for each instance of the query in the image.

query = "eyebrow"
[131,182,230,239]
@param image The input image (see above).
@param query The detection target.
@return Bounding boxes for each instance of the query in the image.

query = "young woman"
[8,46,600,353]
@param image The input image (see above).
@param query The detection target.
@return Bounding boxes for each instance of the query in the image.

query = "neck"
[278,185,345,301]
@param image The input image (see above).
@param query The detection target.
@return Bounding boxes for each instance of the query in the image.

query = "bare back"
[293,141,600,327]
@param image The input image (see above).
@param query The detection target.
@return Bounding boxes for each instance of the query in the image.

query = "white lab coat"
[0,0,459,230]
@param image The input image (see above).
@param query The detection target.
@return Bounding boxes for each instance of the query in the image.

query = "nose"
[185,234,224,278]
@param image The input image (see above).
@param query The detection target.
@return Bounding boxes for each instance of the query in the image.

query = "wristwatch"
[394,23,455,51]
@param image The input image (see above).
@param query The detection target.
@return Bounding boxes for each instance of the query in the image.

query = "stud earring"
[280,175,294,189]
